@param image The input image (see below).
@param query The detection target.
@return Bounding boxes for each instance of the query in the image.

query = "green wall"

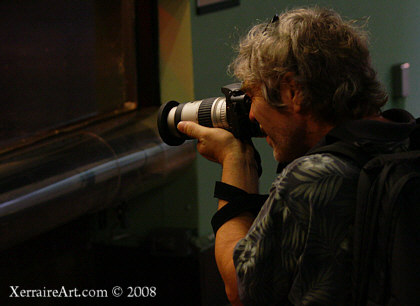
[189,0,420,235]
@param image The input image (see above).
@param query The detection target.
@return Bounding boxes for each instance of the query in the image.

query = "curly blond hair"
[230,7,388,124]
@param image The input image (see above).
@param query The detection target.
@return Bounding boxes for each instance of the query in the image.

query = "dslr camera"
[157,83,263,146]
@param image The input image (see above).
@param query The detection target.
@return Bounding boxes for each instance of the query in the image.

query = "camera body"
[157,83,262,146]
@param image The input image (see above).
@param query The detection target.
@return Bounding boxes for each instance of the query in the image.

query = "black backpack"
[310,118,420,305]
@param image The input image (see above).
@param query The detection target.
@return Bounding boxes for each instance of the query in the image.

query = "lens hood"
[157,100,186,146]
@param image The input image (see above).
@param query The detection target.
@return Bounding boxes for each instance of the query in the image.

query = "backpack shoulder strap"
[308,140,371,168]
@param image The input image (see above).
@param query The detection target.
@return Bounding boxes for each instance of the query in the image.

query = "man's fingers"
[177,121,205,139]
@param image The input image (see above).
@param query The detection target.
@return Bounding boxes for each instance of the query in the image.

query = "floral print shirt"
[234,153,360,305]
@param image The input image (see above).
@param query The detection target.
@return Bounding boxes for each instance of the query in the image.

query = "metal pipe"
[0,108,196,250]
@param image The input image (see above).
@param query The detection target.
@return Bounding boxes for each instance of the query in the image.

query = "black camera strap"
[211,181,268,235]
[253,144,263,177]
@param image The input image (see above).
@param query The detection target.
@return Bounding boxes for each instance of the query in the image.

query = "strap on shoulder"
[308,141,371,168]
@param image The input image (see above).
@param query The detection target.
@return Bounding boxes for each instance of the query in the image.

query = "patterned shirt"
[232,109,416,305]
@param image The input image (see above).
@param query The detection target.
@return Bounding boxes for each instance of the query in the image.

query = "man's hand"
[177,121,255,166]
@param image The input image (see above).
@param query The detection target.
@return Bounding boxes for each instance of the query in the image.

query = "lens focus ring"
[198,99,214,127]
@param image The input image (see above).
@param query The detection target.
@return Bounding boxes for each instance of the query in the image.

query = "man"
[177,7,416,305]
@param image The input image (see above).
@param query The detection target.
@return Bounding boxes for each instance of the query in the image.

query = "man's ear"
[292,89,303,113]
[283,72,303,113]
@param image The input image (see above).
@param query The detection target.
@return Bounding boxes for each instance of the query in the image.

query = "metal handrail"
[0,108,196,250]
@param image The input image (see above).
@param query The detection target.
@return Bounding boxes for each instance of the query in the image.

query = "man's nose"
[249,106,256,122]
